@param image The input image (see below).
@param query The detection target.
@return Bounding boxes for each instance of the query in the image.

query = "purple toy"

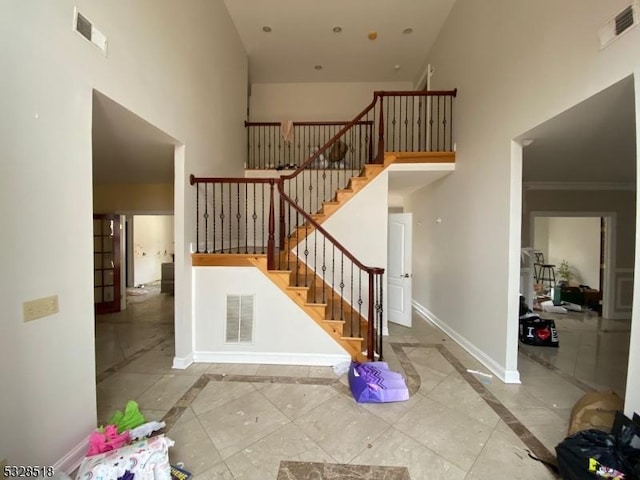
[348,362,409,403]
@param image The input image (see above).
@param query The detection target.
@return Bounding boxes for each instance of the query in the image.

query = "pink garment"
[87,425,131,456]
[280,120,294,145]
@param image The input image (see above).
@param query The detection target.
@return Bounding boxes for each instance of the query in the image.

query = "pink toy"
[87,425,131,456]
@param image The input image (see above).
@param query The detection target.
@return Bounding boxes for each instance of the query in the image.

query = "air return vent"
[599,2,638,49]
[73,7,108,55]
[225,294,254,344]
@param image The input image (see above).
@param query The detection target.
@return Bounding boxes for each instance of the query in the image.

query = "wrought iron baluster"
[213,183,216,252]
[321,237,327,303]
[429,94,434,152]
[195,182,200,253]
[313,229,317,303]
[204,183,209,253]
[437,96,441,151]
[228,184,232,252]
[339,253,344,321]
[252,184,257,254]
[358,271,362,337]
[449,95,454,151]
[244,183,248,254]
[220,184,225,252]
[350,262,354,333]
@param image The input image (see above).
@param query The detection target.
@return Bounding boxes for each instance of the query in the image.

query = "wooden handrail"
[280,97,380,180]
[244,120,374,127]
[190,174,275,185]
[374,89,457,97]
[277,181,384,276]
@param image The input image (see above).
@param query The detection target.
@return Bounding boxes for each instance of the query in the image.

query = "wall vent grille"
[225,294,255,344]
[599,2,638,49]
[73,7,108,55]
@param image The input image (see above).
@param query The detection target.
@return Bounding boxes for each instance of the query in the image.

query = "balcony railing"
[191,89,457,360]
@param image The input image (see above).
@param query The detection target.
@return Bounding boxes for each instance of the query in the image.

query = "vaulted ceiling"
[223,0,457,84]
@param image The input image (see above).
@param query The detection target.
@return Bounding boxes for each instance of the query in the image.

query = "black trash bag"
[556,429,629,479]
[519,315,559,347]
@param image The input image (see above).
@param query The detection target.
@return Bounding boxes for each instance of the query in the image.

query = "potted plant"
[557,260,572,286]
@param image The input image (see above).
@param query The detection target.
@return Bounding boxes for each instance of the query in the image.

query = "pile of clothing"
[76,401,173,480]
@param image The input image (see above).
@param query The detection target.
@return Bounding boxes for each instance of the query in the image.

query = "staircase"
[247,162,387,360]
[190,89,457,361]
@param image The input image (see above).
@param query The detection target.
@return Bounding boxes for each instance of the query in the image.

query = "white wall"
[320,172,389,332]
[533,217,549,263]
[250,81,413,121]
[193,267,350,364]
[133,215,174,285]
[0,0,247,466]
[546,217,601,288]
[407,0,639,391]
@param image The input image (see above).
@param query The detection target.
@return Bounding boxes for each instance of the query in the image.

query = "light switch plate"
[23,295,59,322]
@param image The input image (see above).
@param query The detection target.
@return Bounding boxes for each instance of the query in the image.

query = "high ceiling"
[223,0,457,84]
[522,75,636,186]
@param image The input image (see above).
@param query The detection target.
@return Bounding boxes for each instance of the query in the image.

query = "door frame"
[388,212,413,328]
[529,211,616,318]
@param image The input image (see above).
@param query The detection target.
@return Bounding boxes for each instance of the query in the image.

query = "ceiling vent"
[73,7,108,55]
[599,2,639,49]
[225,294,255,344]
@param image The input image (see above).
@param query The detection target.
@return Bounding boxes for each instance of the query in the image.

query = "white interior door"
[388,213,412,327]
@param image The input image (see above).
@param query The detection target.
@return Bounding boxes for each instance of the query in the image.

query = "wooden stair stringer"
[287,162,389,250]
[247,256,367,361]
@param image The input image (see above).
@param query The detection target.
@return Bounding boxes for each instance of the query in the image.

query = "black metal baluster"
[429,94,434,152]
[339,252,344,321]
[331,244,335,313]
[195,182,200,253]
[449,95,453,151]
[437,96,441,151]
[350,262,354,333]
[392,96,397,151]
[252,184,256,254]
[220,184,224,252]
[418,96,423,151]
[313,229,317,303]
[228,184,232,252]
[358,270,362,337]
[213,183,217,252]
[321,237,327,303]
[204,183,209,253]
[244,184,248,253]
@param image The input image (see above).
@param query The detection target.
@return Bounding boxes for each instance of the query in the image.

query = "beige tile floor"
[93,289,630,479]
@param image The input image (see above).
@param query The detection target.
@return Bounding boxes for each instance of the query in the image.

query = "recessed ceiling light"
[314,65,323,70]
[333,26,342,33]
[403,27,413,34]
[262,26,272,33]
[394,65,401,70]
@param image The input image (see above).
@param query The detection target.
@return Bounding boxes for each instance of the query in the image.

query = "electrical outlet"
[23,295,59,322]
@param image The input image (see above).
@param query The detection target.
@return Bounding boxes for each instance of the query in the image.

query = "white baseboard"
[54,435,89,474]
[193,351,350,366]
[172,353,194,369]
[412,301,521,384]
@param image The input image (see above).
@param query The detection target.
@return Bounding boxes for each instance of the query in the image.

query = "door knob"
[402,273,412,278]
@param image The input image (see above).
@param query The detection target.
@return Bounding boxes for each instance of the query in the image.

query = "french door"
[93,214,121,314]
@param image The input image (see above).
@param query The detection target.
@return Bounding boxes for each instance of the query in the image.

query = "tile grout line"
[518,348,595,393]
[434,344,559,476]
[96,334,172,383]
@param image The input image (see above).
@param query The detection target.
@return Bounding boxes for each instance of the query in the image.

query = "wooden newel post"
[267,180,275,270]
[279,181,286,251]
[367,272,375,360]
[376,95,385,164]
